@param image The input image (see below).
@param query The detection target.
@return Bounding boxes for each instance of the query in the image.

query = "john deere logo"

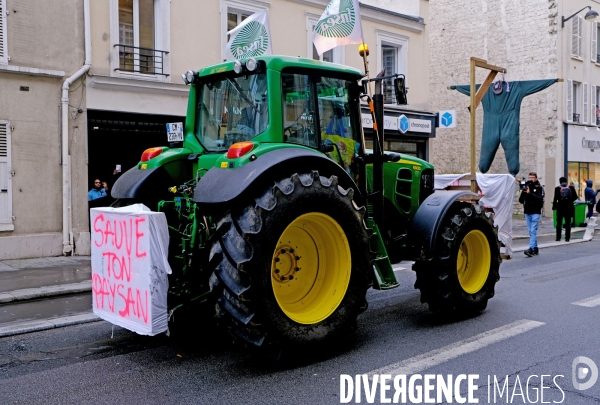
[230,21,269,59]
[315,0,355,38]
[399,115,409,133]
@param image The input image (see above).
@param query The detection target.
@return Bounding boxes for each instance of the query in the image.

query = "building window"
[227,11,250,41]
[110,0,170,79]
[572,16,583,58]
[0,0,7,64]
[221,0,268,61]
[568,80,581,123]
[595,85,600,125]
[306,14,344,64]
[376,31,408,104]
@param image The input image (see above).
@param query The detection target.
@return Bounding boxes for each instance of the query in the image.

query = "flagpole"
[360,43,382,155]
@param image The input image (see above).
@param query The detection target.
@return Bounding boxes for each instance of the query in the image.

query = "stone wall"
[429,0,560,187]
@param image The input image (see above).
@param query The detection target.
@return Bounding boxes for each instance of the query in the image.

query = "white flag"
[225,10,272,61]
[312,0,363,56]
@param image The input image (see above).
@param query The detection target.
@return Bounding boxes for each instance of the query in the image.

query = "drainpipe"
[62,0,91,255]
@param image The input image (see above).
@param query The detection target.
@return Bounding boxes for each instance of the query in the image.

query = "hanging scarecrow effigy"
[451,77,558,176]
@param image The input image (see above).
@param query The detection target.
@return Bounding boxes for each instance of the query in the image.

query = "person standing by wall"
[552,176,578,242]
[519,172,545,257]
[584,179,599,221]
[88,179,108,201]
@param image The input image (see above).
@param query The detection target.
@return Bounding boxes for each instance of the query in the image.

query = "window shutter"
[593,22,598,62]
[584,83,590,124]
[571,17,579,56]
[0,121,12,226]
[593,85,598,126]
[0,0,6,61]
[579,16,584,57]
[567,80,573,122]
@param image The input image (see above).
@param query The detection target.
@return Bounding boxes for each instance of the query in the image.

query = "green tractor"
[112,55,500,349]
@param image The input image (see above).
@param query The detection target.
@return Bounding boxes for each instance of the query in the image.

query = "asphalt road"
[0,240,599,405]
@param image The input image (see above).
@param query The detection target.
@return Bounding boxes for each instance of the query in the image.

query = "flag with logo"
[312,0,363,56]
[225,10,273,61]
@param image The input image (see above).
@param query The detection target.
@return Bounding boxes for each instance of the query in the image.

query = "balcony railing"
[597,116,600,125]
[573,113,580,123]
[114,44,169,76]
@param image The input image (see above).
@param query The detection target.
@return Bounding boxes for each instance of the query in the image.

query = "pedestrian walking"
[519,172,545,257]
[552,176,578,242]
[584,179,599,221]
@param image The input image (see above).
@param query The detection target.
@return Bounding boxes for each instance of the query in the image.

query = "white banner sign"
[312,0,364,56]
[91,205,172,336]
[409,118,432,133]
[225,10,272,61]
[568,126,600,163]
[361,113,398,131]
[438,110,457,128]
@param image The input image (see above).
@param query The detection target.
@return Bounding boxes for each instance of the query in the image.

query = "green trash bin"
[553,201,587,228]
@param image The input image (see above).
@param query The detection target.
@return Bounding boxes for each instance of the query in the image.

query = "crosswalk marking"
[572,294,600,308]
[366,319,544,378]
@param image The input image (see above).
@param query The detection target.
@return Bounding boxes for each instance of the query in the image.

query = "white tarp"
[434,173,516,256]
[91,204,172,336]
[476,173,516,257]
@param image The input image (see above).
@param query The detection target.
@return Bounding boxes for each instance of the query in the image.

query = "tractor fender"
[193,148,362,213]
[111,166,170,199]
[409,190,478,261]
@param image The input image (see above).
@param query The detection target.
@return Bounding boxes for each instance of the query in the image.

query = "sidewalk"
[0,216,595,338]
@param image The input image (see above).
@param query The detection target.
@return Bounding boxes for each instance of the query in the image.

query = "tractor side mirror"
[394,76,408,105]
[320,140,334,153]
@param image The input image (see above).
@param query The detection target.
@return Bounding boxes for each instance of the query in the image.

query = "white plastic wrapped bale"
[90,204,172,336]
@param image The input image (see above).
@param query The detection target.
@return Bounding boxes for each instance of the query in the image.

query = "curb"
[512,237,590,253]
[0,313,101,337]
[0,281,92,304]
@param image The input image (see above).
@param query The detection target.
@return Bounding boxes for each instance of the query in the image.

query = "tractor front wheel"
[413,202,501,313]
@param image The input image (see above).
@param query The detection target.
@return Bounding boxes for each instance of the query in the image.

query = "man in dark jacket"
[519,172,545,257]
[552,176,578,242]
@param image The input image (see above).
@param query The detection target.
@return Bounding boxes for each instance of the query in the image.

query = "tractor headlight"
[181,73,188,85]
[246,58,258,72]
[185,70,196,84]
[233,60,243,74]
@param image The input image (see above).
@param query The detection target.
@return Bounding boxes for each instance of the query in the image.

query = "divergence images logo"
[230,21,269,59]
[315,0,355,38]
[441,111,453,127]
[399,115,409,134]
[573,356,598,390]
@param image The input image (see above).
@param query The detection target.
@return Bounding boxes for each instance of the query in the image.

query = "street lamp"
[562,6,599,28]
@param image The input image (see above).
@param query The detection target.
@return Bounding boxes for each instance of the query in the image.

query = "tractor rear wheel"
[209,171,371,349]
[413,202,501,313]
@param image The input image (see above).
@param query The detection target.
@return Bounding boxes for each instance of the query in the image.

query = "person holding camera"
[88,179,108,201]
[552,176,578,242]
[519,172,545,257]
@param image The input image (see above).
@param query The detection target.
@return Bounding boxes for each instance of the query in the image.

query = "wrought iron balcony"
[573,113,580,123]
[114,44,169,76]
[597,116,600,125]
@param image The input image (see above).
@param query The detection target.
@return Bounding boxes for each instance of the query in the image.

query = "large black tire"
[413,202,501,313]
[208,171,371,350]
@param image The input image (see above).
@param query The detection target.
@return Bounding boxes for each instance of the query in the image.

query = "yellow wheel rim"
[271,213,351,325]
[456,230,491,294]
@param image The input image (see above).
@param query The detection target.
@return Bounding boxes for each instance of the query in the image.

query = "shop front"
[566,125,600,198]
[361,106,436,161]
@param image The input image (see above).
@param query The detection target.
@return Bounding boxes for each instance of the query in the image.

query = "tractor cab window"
[316,77,360,174]
[281,74,318,148]
[196,73,268,152]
